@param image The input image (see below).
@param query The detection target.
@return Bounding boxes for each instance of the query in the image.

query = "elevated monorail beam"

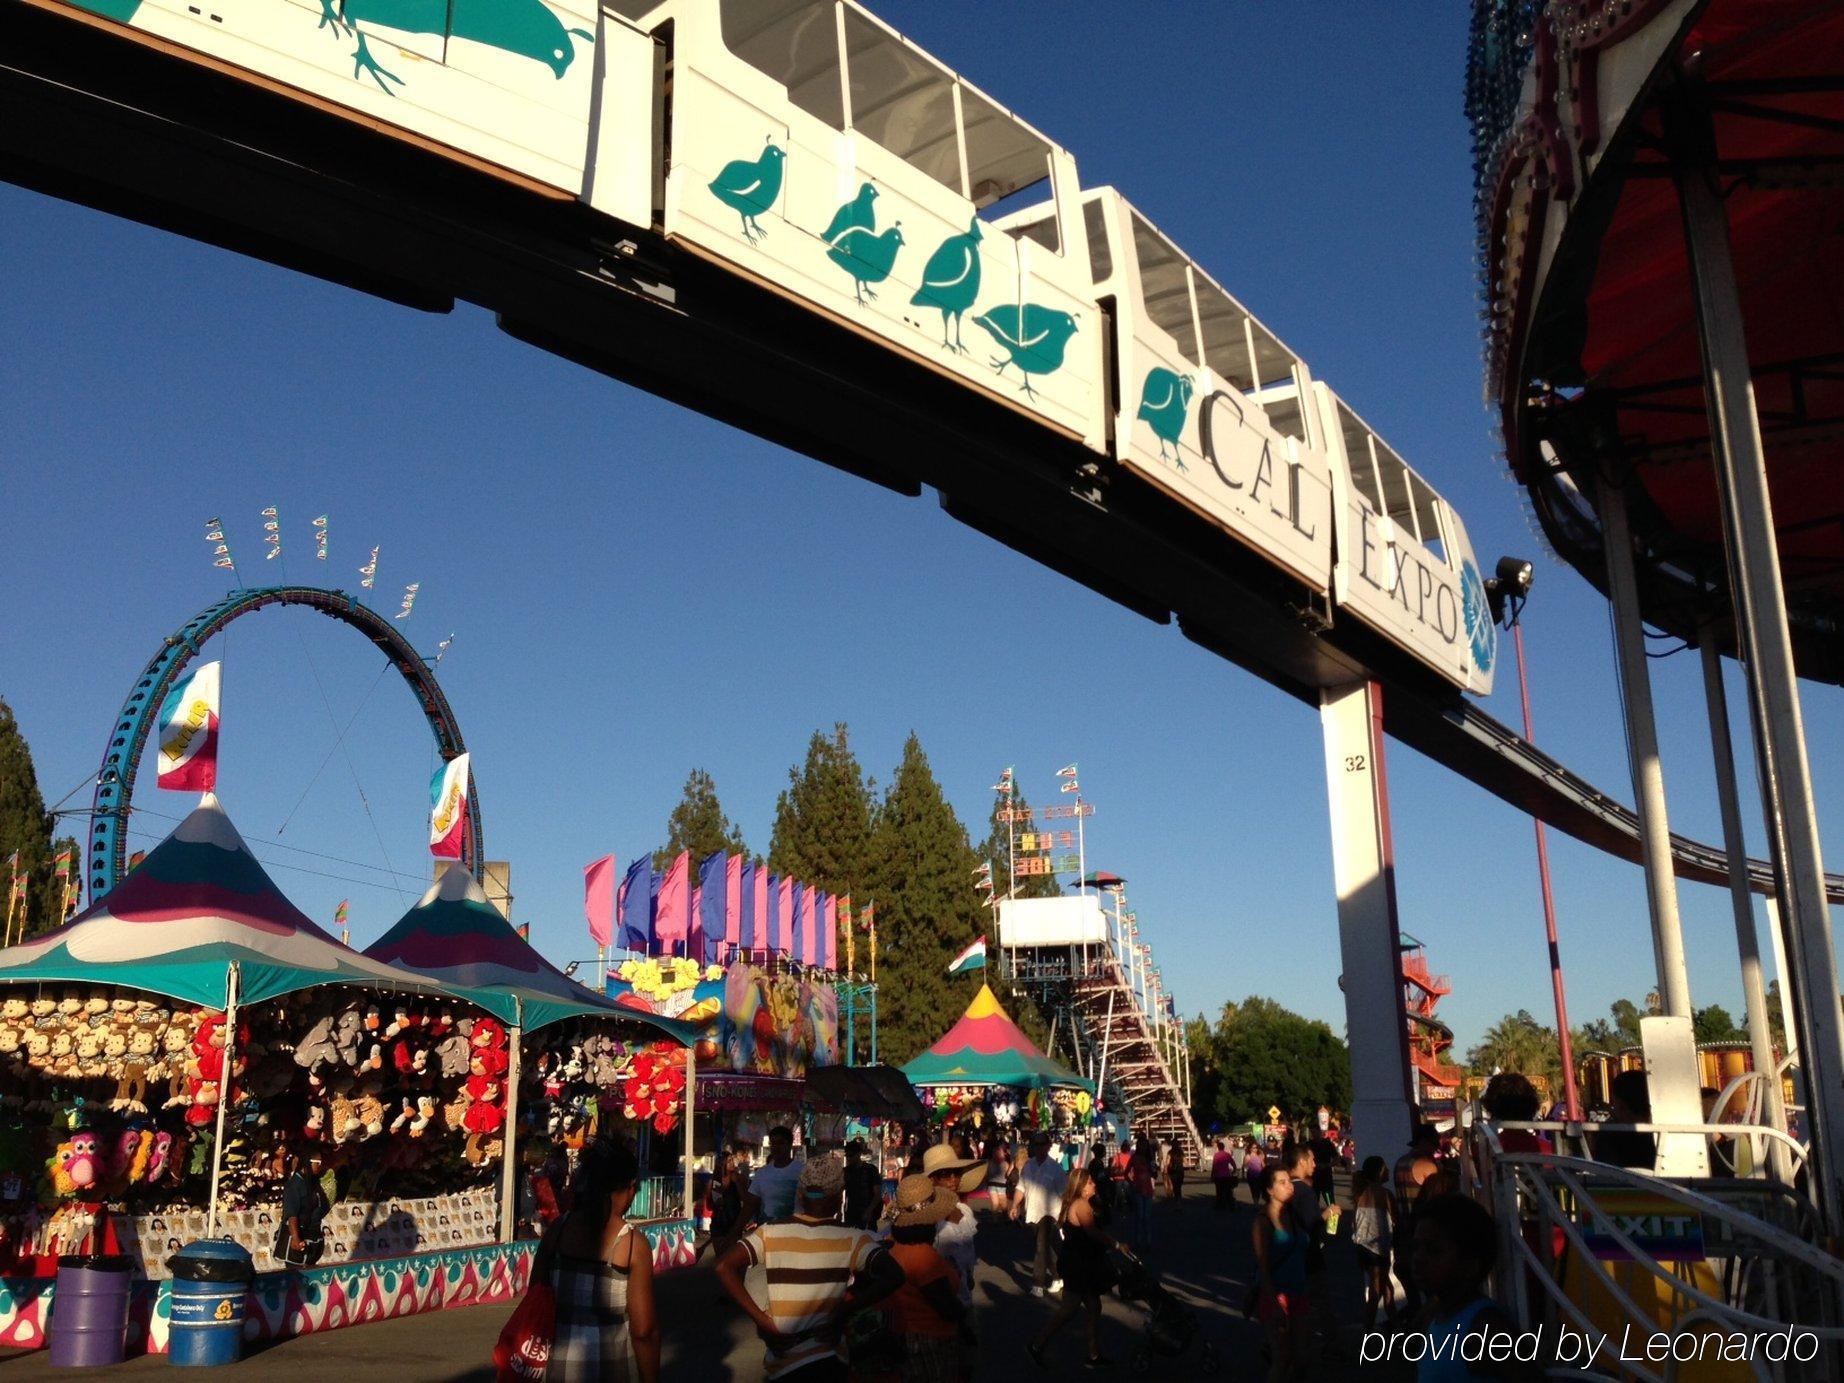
[5,2,1840,906]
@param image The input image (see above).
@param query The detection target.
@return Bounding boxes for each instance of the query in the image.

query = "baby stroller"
[1112,1248,1219,1375]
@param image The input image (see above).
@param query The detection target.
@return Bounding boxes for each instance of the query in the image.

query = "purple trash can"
[47,1254,134,1367]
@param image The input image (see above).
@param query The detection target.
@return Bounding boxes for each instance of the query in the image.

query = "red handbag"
[493,1277,557,1382]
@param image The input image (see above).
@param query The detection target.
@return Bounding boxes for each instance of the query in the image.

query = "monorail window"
[721,0,845,131]
[1406,472,1448,564]
[841,7,963,195]
[1340,403,1385,512]
[1373,438,1423,541]
[960,86,1054,210]
[1084,200,1113,283]
[1131,214,1199,365]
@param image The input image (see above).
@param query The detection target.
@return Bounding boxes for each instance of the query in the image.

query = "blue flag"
[698,852,726,966]
[789,882,806,965]
[616,857,652,953]
[766,873,781,953]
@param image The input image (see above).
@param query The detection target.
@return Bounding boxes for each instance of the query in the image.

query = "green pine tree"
[865,734,988,1063]
[653,769,750,873]
[977,782,1061,900]
[768,724,875,896]
[0,700,62,941]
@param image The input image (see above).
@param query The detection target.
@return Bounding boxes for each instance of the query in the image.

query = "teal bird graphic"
[823,184,902,303]
[911,216,984,353]
[708,140,786,243]
[1137,367,1194,467]
[973,304,1079,398]
[316,0,592,93]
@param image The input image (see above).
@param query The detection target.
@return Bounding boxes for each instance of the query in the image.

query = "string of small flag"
[195,512,424,624]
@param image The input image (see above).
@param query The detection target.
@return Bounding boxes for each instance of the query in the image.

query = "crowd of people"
[512,1093,1582,1382]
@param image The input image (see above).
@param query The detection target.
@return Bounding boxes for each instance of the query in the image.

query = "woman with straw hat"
[884,1174,970,1383]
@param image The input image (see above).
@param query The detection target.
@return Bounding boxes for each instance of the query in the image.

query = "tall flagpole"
[206,962,240,1239]
[1076,792,1087,896]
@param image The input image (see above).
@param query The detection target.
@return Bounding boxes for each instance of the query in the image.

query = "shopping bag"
[493,1278,557,1382]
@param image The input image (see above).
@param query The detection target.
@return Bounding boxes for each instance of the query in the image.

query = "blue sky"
[2,1,1838,1059]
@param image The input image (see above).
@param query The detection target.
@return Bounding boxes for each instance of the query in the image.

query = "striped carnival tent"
[0,794,452,1010]
[903,983,1092,1092]
[365,867,695,1040]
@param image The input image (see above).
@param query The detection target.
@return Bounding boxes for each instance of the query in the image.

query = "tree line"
[1466,992,1780,1090]
[1184,996,1352,1128]
[0,700,81,942]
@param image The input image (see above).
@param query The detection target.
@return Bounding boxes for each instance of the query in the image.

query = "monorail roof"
[1476,0,1844,682]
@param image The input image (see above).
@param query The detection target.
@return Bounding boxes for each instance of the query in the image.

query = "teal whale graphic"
[69,0,142,20]
[974,303,1077,399]
[1137,367,1193,467]
[318,0,593,94]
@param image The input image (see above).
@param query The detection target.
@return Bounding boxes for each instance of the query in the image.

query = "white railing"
[1463,1117,1844,1382]
[631,1175,686,1222]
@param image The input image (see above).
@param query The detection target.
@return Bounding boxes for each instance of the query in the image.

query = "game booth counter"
[0,798,697,1358]
[362,864,702,1268]
[902,984,1098,1142]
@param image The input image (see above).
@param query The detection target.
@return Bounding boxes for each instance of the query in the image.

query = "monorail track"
[4,0,1838,903]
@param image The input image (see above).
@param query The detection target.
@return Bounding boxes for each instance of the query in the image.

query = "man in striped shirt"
[715,1151,905,1381]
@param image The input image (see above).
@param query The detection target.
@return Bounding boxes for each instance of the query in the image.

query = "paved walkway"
[1,1177,1414,1379]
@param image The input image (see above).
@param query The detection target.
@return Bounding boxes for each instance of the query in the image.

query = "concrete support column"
[1320,680,1414,1162]
[1599,477,1693,1018]
[1674,124,1844,1235]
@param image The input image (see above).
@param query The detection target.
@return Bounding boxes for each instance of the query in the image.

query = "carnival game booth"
[903,984,1097,1142]
[364,868,702,1271]
[0,796,532,1355]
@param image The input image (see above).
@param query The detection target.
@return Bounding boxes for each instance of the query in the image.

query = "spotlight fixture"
[1485,554,1535,626]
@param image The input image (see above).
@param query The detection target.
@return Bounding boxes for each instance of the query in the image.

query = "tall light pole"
[1490,557,1582,1120]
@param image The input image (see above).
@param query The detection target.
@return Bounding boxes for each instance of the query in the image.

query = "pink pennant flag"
[823,894,838,971]
[753,866,769,954]
[584,855,615,950]
[776,875,793,954]
[688,883,704,962]
[654,851,690,952]
[724,855,744,957]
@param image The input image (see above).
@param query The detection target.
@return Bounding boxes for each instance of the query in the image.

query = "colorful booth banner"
[0,1224,700,1356]
[428,753,470,859]
[156,661,221,792]
[719,962,839,1078]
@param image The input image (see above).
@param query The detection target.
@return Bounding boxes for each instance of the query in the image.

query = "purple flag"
[699,852,726,966]
[616,857,653,953]
[740,862,758,951]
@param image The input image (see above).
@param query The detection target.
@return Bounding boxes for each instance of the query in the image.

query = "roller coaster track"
[89,585,479,899]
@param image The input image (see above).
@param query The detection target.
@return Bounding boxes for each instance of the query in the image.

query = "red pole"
[1513,620,1582,1120]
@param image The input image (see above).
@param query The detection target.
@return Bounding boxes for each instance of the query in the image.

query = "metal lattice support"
[89,585,480,899]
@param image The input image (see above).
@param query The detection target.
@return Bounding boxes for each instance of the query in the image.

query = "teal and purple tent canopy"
[902,983,1092,1092]
[0,795,452,1011]
[366,867,696,1040]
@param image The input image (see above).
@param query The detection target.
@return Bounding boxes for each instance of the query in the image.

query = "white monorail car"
[48,0,1497,695]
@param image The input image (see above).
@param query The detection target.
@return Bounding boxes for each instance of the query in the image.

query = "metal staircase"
[999,900,1203,1166]
[1070,955,1203,1166]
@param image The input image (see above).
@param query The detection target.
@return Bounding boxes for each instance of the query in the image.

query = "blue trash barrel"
[165,1240,252,1367]
[48,1254,134,1367]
